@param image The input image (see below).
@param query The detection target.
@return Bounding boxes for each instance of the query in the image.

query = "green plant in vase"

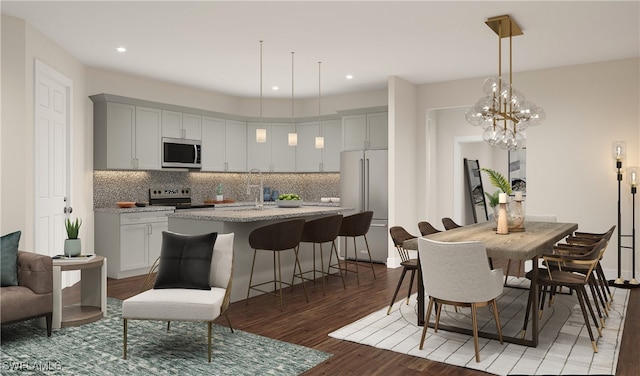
[64,217,82,256]
[216,183,224,201]
[480,168,511,222]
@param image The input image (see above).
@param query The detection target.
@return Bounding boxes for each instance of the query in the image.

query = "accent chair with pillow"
[1,230,54,336]
[122,231,235,362]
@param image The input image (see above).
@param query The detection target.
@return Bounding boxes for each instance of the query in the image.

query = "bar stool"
[292,214,345,295]
[246,219,308,310]
[338,211,376,285]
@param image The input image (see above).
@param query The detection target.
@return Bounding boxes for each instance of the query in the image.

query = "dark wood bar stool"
[292,214,345,295]
[338,211,376,285]
[246,219,308,310]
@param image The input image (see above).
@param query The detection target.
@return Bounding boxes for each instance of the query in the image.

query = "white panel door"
[34,60,70,258]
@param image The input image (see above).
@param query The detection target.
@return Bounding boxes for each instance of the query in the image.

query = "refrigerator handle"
[365,157,370,211]
[359,157,365,211]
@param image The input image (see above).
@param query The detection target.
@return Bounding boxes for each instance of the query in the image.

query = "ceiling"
[2,1,639,99]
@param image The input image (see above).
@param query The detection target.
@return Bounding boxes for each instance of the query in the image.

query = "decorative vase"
[216,195,223,201]
[492,194,526,231]
[64,238,81,257]
[496,202,509,235]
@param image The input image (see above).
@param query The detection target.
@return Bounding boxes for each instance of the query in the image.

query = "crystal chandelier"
[465,15,545,151]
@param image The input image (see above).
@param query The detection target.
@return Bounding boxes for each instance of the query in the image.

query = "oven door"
[162,137,201,169]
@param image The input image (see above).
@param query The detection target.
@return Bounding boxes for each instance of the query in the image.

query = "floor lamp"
[612,141,640,287]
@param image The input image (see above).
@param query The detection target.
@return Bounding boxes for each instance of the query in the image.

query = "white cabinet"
[162,110,201,140]
[322,119,342,171]
[296,120,341,172]
[91,96,162,170]
[135,106,162,170]
[342,112,388,150]
[246,122,295,172]
[224,120,248,172]
[201,116,226,171]
[95,101,135,169]
[94,210,170,279]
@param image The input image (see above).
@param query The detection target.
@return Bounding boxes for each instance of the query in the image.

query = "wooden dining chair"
[418,221,441,236]
[522,238,607,352]
[386,226,418,314]
[441,217,462,230]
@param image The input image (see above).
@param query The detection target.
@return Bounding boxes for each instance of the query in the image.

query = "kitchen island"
[167,205,354,303]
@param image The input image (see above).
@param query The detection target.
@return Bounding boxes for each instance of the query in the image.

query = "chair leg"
[387,267,408,315]
[406,269,416,305]
[579,285,602,338]
[471,303,480,362]
[362,235,376,279]
[293,246,309,303]
[575,287,598,352]
[208,321,212,363]
[123,318,128,360]
[318,243,326,295]
[167,321,171,331]
[328,240,346,289]
[45,312,52,337]
[246,250,258,304]
[504,259,512,285]
[419,297,435,349]
[352,236,360,285]
[491,299,503,344]
[223,312,234,333]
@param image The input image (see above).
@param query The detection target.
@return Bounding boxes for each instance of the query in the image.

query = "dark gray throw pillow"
[153,231,217,290]
[1,230,21,287]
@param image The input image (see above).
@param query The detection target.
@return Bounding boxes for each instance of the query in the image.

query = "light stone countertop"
[166,205,353,223]
[94,201,340,214]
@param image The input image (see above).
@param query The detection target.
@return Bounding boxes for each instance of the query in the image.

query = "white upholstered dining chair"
[122,232,235,362]
[417,237,504,362]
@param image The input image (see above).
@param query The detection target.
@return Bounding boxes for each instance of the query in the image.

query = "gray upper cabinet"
[92,95,161,170]
[161,110,202,140]
[295,120,341,172]
[342,112,388,150]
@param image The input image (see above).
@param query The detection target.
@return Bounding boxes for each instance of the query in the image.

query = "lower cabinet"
[95,210,171,279]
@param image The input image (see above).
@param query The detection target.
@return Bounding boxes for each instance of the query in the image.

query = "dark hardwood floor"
[66,259,639,375]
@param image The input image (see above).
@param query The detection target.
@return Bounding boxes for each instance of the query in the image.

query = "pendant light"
[315,61,324,149]
[288,51,298,146]
[256,40,267,143]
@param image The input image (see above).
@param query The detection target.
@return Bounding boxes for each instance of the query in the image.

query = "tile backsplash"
[93,170,340,208]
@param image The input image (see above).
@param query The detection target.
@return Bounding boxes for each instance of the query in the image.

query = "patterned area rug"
[1,298,331,375]
[329,278,629,375]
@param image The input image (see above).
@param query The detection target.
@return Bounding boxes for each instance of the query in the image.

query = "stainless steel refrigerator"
[339,149,388,263]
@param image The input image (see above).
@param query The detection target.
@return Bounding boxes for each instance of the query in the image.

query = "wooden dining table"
[403,220,578,347]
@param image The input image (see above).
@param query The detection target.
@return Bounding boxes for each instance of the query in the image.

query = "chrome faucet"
[246,168,264,210]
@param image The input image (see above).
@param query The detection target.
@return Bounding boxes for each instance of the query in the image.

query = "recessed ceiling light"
[116,46,127,53]
[272,86,279,91]
[346,74,354,80]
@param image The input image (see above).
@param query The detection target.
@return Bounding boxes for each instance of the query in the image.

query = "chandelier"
[465,15,545,151]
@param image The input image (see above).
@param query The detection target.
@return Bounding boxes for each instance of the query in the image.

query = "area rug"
[329,277,629,375]
[1,298,331,375]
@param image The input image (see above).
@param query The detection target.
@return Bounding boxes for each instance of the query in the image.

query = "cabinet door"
[161,110,183,139]
[295,121,322,172]
[120,223,148,271]
[271,122,296,172]
[367,112,388,149]
[182,113,202,140]
[247,122,272,171]
[148,220,168,265]
[342,114,367,151]
[201,116,226,171]
[225,120,247,172]
[322,119,342,172]
[106,102,135,169]
[135,106,162,170]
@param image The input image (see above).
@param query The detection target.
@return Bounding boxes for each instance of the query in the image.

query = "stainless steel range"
[148,188,215,210]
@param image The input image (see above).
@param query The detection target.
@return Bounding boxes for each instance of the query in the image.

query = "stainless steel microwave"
[162,137,201,169]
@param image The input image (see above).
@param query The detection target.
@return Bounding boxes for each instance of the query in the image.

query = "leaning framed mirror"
[463,158,489,223]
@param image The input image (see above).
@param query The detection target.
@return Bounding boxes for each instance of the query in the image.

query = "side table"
[52,255,107,329]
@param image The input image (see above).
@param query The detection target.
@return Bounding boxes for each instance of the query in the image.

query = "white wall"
[412,58,640,280]
[1,15,91,256]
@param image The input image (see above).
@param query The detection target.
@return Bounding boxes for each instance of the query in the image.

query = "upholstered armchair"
[1,251,53,336]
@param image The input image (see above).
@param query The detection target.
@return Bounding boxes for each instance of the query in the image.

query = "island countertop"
[166,205,353,222]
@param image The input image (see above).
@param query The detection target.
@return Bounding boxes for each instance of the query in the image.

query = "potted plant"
[481,168,524,229]
[216,183,224,201]
[64,217,82,256]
